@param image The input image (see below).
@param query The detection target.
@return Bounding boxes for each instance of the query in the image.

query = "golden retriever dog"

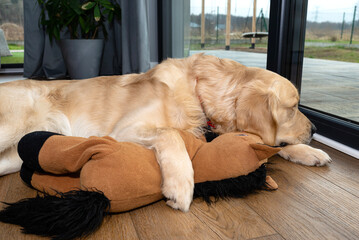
[0,54,331,211]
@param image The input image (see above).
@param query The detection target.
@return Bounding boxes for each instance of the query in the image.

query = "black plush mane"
[194,164,267,203]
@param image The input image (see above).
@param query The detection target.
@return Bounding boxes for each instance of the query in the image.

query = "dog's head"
[234,73,315,146]
[192,54,315,146]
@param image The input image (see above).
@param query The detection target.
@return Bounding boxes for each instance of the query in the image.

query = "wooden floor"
[1,141,359,240]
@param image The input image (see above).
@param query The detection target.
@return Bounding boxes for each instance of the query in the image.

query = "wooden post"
[216,6,219,44]
[225,0,231,50]
[341,12,345,40]
[201,0,205,48]
[250,0,257,49]
[350,5,357,44]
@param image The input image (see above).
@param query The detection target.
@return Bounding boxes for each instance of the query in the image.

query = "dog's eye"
[236,134,247,136]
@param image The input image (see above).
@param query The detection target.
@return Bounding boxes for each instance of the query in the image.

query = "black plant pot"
[59,39,104,79]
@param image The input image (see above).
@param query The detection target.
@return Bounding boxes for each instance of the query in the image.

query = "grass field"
[7,44,24,50]
[304,46,359,63]
[1,44,24,64]
[1,52,24,64]
[305,39,359,45]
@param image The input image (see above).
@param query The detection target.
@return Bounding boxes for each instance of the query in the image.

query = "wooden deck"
[1,141,359,240]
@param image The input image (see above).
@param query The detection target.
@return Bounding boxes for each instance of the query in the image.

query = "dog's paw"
[161,169,194,212]
[279,144,332,166]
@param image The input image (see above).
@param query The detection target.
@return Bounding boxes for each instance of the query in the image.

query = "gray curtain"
[23,0,151,79]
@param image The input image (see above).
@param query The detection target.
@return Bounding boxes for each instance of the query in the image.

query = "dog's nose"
[311,123,317,137]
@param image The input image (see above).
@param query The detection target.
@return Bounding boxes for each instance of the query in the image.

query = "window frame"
[1,63,23,69]
[0,63,23,75]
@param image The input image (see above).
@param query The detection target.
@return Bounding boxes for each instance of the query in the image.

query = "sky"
[190,0,359,23]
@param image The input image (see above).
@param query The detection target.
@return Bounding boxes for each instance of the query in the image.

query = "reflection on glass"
[301,0,359,123]
[0,0,24,65]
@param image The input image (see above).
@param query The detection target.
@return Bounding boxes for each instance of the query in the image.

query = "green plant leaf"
[79,16,86,30]
[94,4,101,22]
[69,1,82,15]
[85,23,90,34]
[64,15,76,27]
[102,9,110,15]
[81,2,96,10]
[98,0,114,9]
[108,11,114,23]
[101,4,114,11]
[53,26,60,40]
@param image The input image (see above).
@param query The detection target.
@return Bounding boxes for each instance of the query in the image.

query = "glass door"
[301,1,359,124]
[0,0,24,69]
[266,0,359,150]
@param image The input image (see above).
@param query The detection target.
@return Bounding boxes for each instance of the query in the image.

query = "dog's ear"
[235,80,277,144]
[267,81,281,124]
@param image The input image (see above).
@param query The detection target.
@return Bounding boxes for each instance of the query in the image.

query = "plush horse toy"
[0,131,280,240]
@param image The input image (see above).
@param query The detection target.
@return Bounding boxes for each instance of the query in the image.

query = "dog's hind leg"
[0,126,37,176]
[0,146,22,176]
[0,126,28,176]
[0,112,72,176]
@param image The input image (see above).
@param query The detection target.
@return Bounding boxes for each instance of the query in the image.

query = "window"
[267,0,359,150]
[0,0,24,69]
[301,1,359,124]
[188,0,270,69]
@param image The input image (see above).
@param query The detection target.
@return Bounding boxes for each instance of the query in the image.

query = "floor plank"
[306,141,359,197]
[1,173,36,201]
[251,234,285,240]
[191,198,276,240]
[86,213,140,240]
[130,201,221,240]
[0,174,11,205]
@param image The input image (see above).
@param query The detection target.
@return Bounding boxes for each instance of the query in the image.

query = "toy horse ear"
[250,143,281,160]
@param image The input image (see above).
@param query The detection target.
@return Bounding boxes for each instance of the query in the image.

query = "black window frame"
[1,63,24,69]
[267,0,359,150]
[0,63,24,75]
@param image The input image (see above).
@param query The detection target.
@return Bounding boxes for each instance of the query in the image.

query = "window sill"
[313,134,359,159]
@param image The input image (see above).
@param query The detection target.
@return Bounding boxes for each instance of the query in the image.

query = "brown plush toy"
[0,131,280,240]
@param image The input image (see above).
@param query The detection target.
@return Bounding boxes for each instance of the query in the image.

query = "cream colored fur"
[0,54,331,211]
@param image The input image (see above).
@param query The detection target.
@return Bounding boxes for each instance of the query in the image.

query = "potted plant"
[37,0,121,79]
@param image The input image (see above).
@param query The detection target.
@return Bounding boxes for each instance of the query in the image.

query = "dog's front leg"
[150,128,194,212]
[112,127,194,212]
[278,144,332,166]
